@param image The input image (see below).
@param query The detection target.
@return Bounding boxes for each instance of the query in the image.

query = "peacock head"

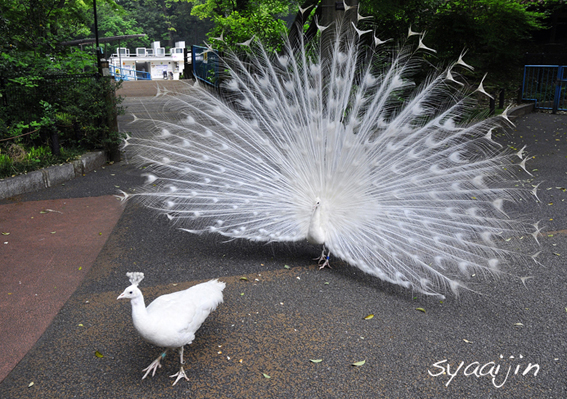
[313,197,321,209]
[117,285,143,300]
[117,272,145,300]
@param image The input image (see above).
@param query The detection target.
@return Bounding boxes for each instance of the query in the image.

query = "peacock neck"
[307,199,326,245]
[130,294,148,323]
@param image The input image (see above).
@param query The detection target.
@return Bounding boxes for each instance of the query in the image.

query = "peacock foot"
[142,351,167,379]
[315,248,331,269]
[170,366,189,386]
[318,257,331,269]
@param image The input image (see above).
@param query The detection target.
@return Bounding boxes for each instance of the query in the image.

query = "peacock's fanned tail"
[123,17,538,298]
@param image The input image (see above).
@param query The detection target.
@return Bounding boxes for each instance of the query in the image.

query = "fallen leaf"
[514,323,524,327]
[463,339,472,344]
[28,382,34,387]
[78,324,84,327]
[284,265,290,269]
[240,277,249,281]
[352,360,366,367]
[262,373,271,379]
[416,307,426,313]
[310,359,323,363]
[1,232,9,236]
[364,314,374,320]
[95,351,104,358]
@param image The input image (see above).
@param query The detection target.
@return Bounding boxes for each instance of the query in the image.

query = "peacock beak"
[117,292,125,300]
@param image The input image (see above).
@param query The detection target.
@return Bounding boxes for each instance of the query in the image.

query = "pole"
[93,0,101,73]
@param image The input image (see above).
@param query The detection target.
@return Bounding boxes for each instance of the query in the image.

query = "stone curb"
[508,102,534,118]
[0,151,107,200]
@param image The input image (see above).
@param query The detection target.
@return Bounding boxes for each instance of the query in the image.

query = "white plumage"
[122,15,538,298]
[117,272,225,385]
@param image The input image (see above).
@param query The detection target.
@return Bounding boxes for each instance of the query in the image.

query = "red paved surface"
[0,196,124,382]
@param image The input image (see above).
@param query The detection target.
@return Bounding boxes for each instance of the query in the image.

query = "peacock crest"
[127,272,145,286]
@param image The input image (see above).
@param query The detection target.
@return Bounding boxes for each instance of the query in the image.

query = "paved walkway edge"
[0,151,107,200]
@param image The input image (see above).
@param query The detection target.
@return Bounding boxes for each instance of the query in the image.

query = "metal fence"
[192,45,220,87]
[1,74,105,124]
[521,65,567,112]
[0,74,119,154]
[109,66,151,81]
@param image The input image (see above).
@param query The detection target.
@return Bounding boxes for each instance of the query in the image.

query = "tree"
[182,0,297,50]
[0,0,102,75]
[426,0,544,81]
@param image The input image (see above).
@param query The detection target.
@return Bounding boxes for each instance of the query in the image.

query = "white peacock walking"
[117,273,225,385]
[122,9,538,298]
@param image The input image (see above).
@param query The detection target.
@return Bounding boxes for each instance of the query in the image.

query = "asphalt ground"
[0,101,565,398]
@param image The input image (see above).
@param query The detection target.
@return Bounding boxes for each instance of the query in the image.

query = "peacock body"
[122,13,537,298]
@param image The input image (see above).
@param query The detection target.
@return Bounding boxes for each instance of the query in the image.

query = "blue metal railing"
[192,45,220,87]
[522,65,567,112]
[109,66,151,81]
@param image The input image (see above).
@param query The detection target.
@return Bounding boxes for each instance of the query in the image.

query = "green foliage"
[9,76,43,88]
[97,0,214,55]
[56,77,125,150]
[354,0,546,88]
[0,144,84,179]
[0,76,124,177]
[426,0,545,79]
[360,0,444,39]
[185,0,296,51]
[0,0,124,178]
[0,0,91,54]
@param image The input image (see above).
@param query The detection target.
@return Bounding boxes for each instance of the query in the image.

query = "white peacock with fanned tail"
[121,7,539,298]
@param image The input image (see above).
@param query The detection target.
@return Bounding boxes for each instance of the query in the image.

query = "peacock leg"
[316,246,331,269]
[142,350,167,379]
[170,346,189,385]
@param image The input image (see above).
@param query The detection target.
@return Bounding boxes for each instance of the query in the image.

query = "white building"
[109,41,188,80]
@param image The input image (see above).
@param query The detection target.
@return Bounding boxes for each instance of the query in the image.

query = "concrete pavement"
[0,95,565,398]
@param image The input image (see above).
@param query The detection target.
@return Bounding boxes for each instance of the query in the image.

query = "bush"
[0,74,124,178]
[0,144,84,178]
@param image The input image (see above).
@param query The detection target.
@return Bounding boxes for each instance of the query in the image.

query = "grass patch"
[0,144,86,179]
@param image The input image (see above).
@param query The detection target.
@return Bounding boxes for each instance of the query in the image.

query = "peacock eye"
[129,291,133,294]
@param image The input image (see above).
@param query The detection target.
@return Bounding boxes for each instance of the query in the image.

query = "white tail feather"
[123,18,537,297]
